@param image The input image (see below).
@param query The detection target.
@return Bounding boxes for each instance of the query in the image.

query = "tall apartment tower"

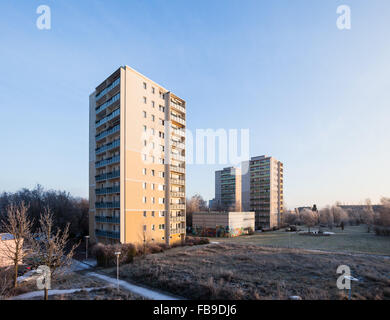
[242,156,283,229]
[89,66,186,246]
[214,167,242,211]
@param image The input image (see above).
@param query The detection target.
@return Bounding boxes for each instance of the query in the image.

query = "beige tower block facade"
[89,66,186,246]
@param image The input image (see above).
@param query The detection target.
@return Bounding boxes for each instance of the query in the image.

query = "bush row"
[92,236,210,267]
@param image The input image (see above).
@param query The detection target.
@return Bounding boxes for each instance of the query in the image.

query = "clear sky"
[0,0,389,208]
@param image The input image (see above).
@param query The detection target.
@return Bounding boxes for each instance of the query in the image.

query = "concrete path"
[10,287,107,300]
[87,272,181,300]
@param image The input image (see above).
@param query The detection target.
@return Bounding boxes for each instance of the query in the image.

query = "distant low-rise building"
[0,233,20,268]
[192,211,255,237]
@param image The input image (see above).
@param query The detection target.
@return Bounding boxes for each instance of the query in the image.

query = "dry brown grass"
[112,243,390,300]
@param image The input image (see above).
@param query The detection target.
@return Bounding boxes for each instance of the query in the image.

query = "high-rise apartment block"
[89,66,186,245]
[242,156,284,229]
[213,167,242,211]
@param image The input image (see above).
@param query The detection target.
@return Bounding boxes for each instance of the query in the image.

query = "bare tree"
[331,206,349,228]
[319,207,334,229]
[0,203,33,288]
[377,197,390,227]
[186,194,207,227]
[35,207,79,300]
[0,268,11,299]
[362,199,375,232]
[300,209,317,233]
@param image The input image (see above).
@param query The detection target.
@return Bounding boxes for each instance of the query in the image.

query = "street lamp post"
[84,235,90,261]
[115,251,121,292]
[344,275,359,300]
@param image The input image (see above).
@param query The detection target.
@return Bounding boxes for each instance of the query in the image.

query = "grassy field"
[110,242,390,300]
[208,225,390,256]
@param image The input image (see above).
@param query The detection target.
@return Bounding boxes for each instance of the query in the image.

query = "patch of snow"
[10,287,107,300]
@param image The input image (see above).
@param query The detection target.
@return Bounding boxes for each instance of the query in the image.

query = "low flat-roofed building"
[0,233,19,268]
[192,211,255,238]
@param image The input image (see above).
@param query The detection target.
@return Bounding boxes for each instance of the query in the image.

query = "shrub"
[374,226,390,237]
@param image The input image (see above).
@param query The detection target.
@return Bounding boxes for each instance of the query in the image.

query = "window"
[159,119,164,126]
[158,184,164,191]
[159,198,165,204]
[152,115,155,122]
[143,225,147,232]
[151,183,155,190]
[143,211,147,217]
[142,154,147,161]
[159,172,165,178]
[152,211,155,217]
[151,155,155,163]
[159,131,164,138]
[142,197,147,203]
[143,97,147,104]
[152,87,155,94]
[152,225,155,231]
[152,101,155,108]
[143,125,147,132]
[159,224,165,230]
[143,168,147,175]
[159,105,165,112]
[143,111,147,118]
[144,140,147,147]
[151,197,155,204]
[151,128,155,135]
[143,182,147,189]
[159,211,165,217]
[151,170,155,176]
[143,82,147,89]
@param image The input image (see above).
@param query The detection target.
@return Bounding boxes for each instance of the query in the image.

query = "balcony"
[170,204,185,210]
[96,124,120,142]
[96,92,120,114]
[95,78,120,102]
[171,103,185,114]
[96,139,120,155]
[95,229,120,240]
[95,155,120,168]
[95,186,120,195]
[170,228,186,235]
[171,141,185,150]
[170,165,185,174]
[95,201,120,209]
[170,216,186,223]
[95,170,120,182]
[96,108,120,128]
[95,216,120,224]
[171,114,185,126]
[171,153,185,162]
[170,191,185,198]
[170,178,185,186]
[171,128,185,137]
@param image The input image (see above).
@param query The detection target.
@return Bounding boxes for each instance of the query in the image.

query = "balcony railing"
[95,78,120,102]
[171,153,185,162]
[170,216,186,223]
[170,228,186,234]
[171,103,185,114]
[170,178,185,186]
[170,191,185,198]
[95,229,120,239]
[170,165,185,174]
[95,155,120,168]
[171,114,185,126]
[96,139,120,155]
[95,216,120,224]
[96,124,120,142]
[96,108,120,128]
[171,128,185,137]
[96,92,120,114]
[95,170,120,182]
[95,186,120,195]
[170,204,185,210]
[95,201,120,209]
[171,141,185,150]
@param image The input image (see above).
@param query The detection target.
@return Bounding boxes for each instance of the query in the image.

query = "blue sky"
[0,0,389,208]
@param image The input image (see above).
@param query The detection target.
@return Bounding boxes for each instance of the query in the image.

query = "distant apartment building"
[242,156,284,229]
[89,66,186,246]
[213,167,242,211]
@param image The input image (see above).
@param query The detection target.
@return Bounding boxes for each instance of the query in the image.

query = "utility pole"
[84,235,90,261]
[115,251,121,292]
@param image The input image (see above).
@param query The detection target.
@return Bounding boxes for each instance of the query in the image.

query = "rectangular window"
[151,170,155,176]
[143,225,147,232]
[143,197,147,203]
[152,87,155,94]
[151,183,155,190]
[143,182,147,189]
[152,101,155,108]
[143,168,147,175]
[143,211,147,217]
[143,97,147,104]
[143,111,147,118]
[152,225,155,231]
[143,82,147,89]
[152,115,155,122]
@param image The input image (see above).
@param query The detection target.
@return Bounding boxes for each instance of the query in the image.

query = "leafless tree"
[35,207,79,300]
[300,209,317,233]
[331,206,349,227]
[377,197,390,227]
[0,268,12,299]
[319,207,334,229]
[0,202,33,288]
[186,194,208,227]
[362,199,375,232]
